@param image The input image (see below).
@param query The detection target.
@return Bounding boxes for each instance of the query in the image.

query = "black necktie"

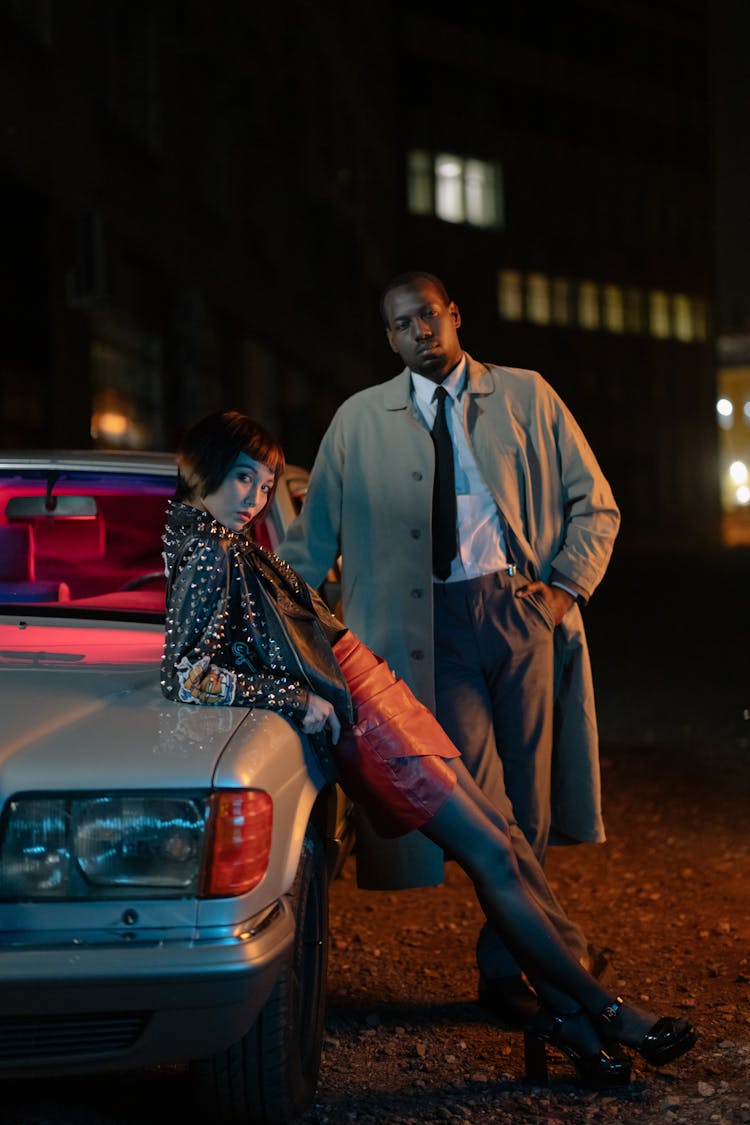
[431,385,457,580]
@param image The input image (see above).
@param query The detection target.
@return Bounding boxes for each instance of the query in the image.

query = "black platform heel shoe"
[523,1008,632,1089]
[597,997,697,1067]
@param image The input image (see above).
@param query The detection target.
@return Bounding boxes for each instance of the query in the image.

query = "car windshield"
[0,461,281,622]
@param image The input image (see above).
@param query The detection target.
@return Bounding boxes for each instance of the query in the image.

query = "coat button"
[412,471,423,481]
[410,649,424,660]
[410,529,421,539]
[410,588,423,598]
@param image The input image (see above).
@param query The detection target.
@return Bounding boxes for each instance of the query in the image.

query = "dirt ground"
[301,547,750,1125]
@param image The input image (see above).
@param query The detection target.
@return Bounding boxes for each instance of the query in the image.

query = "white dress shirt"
[411,358,578,599]
[411,359,510,584]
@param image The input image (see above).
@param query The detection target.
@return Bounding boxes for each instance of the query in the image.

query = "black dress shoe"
[636,1016,698,1066]
[477,974,541,1030]
[597,996,698,1066]
[526,1007,632,1089]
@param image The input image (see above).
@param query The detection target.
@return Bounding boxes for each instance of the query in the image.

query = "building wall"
[394,0,719,550]
[0,0,722,550]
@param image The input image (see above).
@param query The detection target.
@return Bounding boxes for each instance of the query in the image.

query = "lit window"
[717,371,750,519]
[578,282,600,330]
[465,160,502,227]
[436,154,465,223]
[649,291,670,338]
[603,284,624,334]
[624,288,643,333]
[407,150,433,215]
[498,269,523,321]
[526,273,551,325]
[551,278,570,325]
[408,149,503,229]
[672,294,693,341]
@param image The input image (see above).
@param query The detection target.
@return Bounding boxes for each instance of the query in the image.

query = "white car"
[0,451,353,1124]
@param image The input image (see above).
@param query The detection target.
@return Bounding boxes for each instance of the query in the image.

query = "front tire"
[194,825,329,1124]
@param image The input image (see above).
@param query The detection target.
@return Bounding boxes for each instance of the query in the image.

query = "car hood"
[0,617,249,797]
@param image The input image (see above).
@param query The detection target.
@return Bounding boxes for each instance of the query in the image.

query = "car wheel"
[194,824,329,1124]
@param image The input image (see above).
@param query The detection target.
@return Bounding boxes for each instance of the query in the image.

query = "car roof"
[0,450,177,475]
[0,453,307,481]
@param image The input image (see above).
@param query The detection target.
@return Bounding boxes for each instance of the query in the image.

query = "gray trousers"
[433,570,588,978]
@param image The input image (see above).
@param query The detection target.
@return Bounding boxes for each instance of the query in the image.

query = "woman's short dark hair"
[175,410,286,507]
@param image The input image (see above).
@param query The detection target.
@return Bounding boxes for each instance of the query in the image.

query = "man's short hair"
[380,271,451,325]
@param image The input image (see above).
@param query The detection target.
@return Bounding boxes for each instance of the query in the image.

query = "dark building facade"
[0,0,722,551]
[392,1,718,552]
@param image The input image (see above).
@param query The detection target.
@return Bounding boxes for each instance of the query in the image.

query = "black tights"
[420,759,612,1021]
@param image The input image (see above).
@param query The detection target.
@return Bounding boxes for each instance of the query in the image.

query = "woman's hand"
[302,692,341,744]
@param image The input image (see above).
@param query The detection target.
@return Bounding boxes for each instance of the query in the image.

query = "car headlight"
[0,791,273,900]
[73,795,205,889]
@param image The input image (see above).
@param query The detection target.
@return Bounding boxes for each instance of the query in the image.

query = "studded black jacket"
[160,501,353,725]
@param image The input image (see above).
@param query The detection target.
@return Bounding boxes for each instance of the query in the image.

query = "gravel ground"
[300,547,750,1125]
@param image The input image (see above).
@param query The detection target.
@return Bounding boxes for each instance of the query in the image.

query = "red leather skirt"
[332,631,459,838]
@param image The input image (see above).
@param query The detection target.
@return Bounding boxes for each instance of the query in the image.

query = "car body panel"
[0,898,294,1072]
[0,451,351,1085]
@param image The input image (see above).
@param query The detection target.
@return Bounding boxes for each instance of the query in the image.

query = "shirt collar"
[410,355,467,412]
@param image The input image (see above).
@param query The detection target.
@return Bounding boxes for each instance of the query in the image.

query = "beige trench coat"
[280,355,620,878]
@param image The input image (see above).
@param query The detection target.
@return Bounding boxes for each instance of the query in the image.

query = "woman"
[161,410,696,1090]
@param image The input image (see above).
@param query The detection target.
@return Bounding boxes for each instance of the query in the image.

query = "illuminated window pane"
[672,294,693,341]
[407,149,433,215]
[465,160,491,226]
[435,153,464,223]
[526,273,551,325]
[498,269,523,321]
[603,284,624,333]
[407,151,503,229]
[551,278,570,325]
[578,281,600,330]
[624,288,643,333]
[649,290,670,338]
[464,160,503,228]
[693,299,708,341]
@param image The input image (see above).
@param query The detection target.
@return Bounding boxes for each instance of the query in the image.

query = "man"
[279,270,620,1025]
